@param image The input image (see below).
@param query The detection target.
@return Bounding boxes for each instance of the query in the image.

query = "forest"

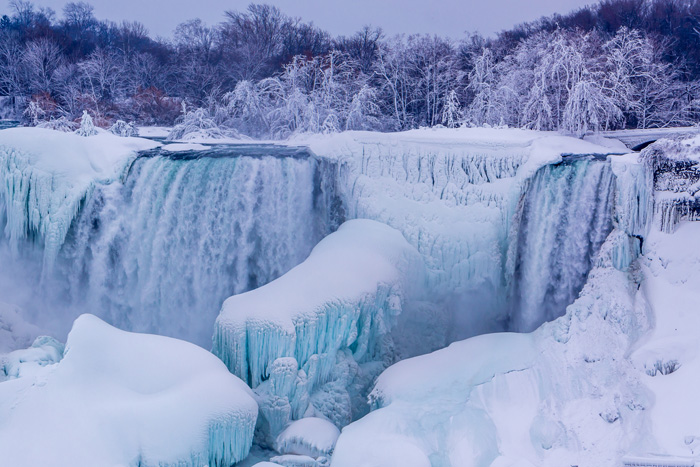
[1,0,699,138]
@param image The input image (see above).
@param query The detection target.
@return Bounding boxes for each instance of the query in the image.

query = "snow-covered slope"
[0,314,258,467]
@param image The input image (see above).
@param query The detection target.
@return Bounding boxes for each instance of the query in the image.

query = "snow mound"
[275,417,340,457]
[213,219,427,440]
[0,127,159,268]
[0,314,258,466]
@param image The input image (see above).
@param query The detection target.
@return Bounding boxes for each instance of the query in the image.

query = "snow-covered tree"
[76,110,98,136]
[441,89,462,128]
[563,79,623,136]
[109,120,137,137]
[346,84,381,131]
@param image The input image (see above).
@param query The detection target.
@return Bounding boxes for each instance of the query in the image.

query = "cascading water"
[2,146,343,346]
[509,157,615,332]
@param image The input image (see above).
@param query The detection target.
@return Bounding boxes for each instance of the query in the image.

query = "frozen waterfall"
[1,146,342,346]
[509,157,615,331]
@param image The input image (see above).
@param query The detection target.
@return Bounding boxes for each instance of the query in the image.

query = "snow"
[161,142,208,152]
[136,126,172,138]
[0,314,258,467]
[275,417,340,457]
[628,222,700,460]
[0,127,159,268]
[213,219,427,439]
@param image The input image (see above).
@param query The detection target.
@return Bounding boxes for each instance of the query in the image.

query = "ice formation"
[305,129,625,348]
[213,219,427,441]
[0,127,158,269]
[331,136,700,466]
[0,314,258,466]
[1,141,341,346]
[275,417,340,457]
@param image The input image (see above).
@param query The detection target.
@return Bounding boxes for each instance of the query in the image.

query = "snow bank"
[0,314,258,466]
[331,151,654,467]
[0,127,159,268]
[213,219,427,440]
[628,222,700,460]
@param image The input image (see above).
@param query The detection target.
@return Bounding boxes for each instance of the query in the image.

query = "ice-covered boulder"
[0,314,258,466]
[213,219,427,440]
[1,334,64,381]
[276,417,340,457]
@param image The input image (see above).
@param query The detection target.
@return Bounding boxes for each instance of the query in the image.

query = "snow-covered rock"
[213,219,427,440]
[276,417,340,457]
[0,314,258,466]
[1,334,63,381]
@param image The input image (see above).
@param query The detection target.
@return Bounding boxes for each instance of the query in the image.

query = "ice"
[640,136,700,233]
[1,335,64,381]
[0,127,158,269]
[213,219,427,440]
[0,314,258,466]
[269,454,327,467]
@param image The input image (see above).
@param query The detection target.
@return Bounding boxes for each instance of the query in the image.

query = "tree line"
[1,0,699,138]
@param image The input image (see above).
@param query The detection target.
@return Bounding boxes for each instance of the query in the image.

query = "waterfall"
[2,146,342,346]
[509,157,615,332]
